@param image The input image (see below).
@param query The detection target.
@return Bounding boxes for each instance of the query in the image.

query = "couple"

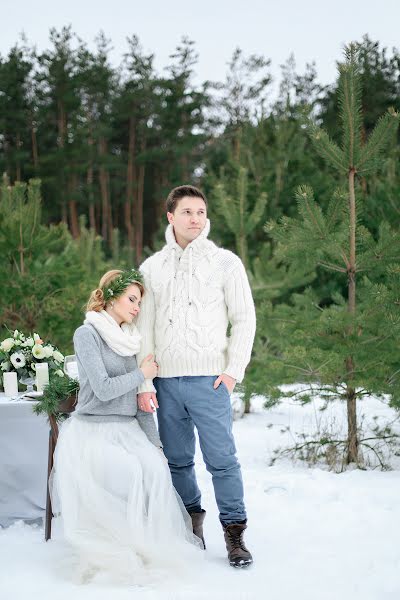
[52,185,256,582]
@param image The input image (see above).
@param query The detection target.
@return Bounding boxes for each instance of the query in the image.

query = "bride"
[51,268,202,584]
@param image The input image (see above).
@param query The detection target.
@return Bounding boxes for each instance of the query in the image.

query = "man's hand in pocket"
[213,374,236,394]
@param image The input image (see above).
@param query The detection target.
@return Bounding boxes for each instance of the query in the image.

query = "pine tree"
[265,45,400,465]
[35,27,82,226]
[213,166,267,271]
[115,35,157,261]
[0,44,33,182]
[0,179,108,352]
[76,33,117,244]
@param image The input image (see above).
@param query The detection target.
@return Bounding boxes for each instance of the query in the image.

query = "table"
[0,393,49,527]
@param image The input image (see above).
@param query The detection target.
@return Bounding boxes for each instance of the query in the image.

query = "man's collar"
[165,218,211,250]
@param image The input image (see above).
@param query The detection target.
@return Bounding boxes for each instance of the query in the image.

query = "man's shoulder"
[212,246,243,272]
[139,249,167,274]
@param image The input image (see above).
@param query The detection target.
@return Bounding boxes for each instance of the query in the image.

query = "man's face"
[167,196,207,246]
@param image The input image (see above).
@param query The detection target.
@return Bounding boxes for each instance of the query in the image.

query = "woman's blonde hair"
[86,270,145,312]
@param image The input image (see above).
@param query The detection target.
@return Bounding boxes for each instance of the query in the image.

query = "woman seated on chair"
[52,269,202,584]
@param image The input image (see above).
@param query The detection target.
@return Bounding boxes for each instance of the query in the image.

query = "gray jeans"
[154,375,247,524]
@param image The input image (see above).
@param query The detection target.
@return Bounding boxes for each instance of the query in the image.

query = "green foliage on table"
[33,374,79,422]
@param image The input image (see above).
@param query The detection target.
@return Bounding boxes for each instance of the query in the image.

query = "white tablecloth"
[0,393,49,527]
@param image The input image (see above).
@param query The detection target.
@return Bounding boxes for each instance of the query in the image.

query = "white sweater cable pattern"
[136,219,256,392]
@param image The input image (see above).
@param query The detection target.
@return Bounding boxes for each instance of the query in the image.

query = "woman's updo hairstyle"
[86,269,145,313]
[86,270,123,312]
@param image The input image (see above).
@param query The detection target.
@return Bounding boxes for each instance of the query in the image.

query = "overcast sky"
[2,0,399,89]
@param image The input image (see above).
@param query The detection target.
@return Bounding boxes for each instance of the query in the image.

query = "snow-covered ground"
[1,394,399,600]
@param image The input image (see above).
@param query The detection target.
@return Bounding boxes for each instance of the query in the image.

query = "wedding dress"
[51,416,203,584]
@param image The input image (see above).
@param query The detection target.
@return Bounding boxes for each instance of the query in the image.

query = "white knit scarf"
[84,310,142,356]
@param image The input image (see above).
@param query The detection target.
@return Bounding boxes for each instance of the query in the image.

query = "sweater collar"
[164,219,213,323]
[165,219,211,259]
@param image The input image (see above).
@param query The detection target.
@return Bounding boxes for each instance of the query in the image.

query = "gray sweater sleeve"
[73,327,145,401]
[136,410,163,448]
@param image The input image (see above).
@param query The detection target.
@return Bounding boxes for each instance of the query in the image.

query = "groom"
[136,185,256,568]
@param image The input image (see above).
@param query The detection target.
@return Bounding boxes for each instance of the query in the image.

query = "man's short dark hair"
[166,185,208,214]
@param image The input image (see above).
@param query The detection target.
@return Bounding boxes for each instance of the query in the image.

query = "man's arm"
[223,260,256,383]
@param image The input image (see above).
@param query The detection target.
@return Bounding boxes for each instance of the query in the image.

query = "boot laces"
[227,527,246,551]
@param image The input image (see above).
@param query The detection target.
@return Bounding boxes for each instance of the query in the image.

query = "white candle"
[36,363,49,392]
[3,372,18,397]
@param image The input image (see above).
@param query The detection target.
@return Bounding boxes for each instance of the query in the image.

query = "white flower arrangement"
[0,328,65,388]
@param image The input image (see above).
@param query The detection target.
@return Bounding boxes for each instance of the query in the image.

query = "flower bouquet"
[0,329,65,391]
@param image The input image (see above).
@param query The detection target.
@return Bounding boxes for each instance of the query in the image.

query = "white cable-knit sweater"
[136,219,256,392]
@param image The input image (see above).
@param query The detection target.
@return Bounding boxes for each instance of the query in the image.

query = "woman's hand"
[137,392,159,413]
[139,354,158,379]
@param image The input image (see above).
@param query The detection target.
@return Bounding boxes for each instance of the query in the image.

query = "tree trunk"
[125,115,136,249]
[346,377,358,463]
[4,139,11,182]
[57,100,67,224]
[99,137,109,242]
[31,118,39,172]
[233,125,242,161]
[68,174,80,238]
[15,132,21,181]
[346,167,358,464]
[19,223,25,276]
[180,111,189,181]
[135,140,146,263]
[237,170,248,270]
[107,169,113,247]
[87,133,96,231]
[89,202,96,231]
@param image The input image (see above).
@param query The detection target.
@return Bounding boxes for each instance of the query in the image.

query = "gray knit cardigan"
[72,324,161,447]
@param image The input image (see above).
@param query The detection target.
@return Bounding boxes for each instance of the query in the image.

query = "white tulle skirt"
[51,416,203,584]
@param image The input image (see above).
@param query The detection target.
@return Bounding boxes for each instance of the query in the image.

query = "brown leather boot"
[190,509,206,549]
[223,522,253,568]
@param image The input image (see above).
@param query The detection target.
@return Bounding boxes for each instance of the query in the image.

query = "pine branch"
[338,58,362,167]
[295,185,326,237]
[357,109,400,174]
[246,191,267,233]
[308,124,347,173]
[326,189,347,229]
[213,182,239,232]
[316,260,347,273]
[33,375,79,422]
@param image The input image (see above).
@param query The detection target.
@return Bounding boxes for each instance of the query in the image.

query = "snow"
[1,393,399,600]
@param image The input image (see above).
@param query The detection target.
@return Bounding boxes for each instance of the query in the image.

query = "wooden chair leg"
[45,430,55,541]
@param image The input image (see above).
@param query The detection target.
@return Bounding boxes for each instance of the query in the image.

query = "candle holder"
[20,375,36,393]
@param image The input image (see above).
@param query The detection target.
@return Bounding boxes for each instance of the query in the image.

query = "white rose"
[55,370,64,377]
[32,344,46,359]
[1,361,11,371]
[43,345,54,358]
[10,352,26,369]
[23,338,34,348]
[53,350,64,363]
[0,338,15,352]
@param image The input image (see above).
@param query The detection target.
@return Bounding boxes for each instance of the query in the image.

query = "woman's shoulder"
[73,324,100,346]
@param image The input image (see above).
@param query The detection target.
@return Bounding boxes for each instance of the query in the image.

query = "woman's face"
[107,283,142,326]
